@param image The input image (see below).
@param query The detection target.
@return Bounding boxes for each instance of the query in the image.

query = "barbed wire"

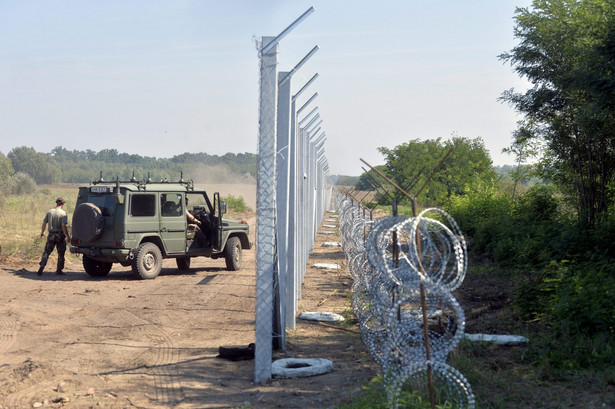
[336,193,475,409]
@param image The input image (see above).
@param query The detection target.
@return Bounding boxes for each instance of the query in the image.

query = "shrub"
[516,257,615,370]
[4,172,37,195]
[222,194,250,213]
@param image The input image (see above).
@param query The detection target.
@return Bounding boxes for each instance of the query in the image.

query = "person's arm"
[62,223,70,241]
[187,211,201,224]
[40,222,47,238]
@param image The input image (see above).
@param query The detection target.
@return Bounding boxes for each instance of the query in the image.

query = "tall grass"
[0,184,78,260]
[0,185,252,259]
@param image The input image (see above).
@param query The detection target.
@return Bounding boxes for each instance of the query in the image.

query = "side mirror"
[220,201,227,215]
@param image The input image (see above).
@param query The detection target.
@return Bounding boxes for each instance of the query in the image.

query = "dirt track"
[0,212,377,409]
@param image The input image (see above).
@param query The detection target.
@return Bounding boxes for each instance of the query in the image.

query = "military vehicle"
[69,174,251,279]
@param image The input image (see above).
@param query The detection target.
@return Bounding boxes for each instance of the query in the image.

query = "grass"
[0,184,252,260]
[335,262,614,409]
[340,336,614,409]
[0,184,79,261]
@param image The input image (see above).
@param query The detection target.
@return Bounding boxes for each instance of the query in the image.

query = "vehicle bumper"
[70,246,132,261]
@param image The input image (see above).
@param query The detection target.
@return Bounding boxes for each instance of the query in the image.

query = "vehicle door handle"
[160,228,168,233]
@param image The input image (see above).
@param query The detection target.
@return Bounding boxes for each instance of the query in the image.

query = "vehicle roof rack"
[90,171,195,191]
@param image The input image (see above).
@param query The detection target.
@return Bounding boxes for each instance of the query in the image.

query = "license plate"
[90,186,111,193]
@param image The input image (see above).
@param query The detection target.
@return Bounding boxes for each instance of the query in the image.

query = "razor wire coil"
[336,193,475,409]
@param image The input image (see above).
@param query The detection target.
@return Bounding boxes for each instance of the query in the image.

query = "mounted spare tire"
[72,203,105,242]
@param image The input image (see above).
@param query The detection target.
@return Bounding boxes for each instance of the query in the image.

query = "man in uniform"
[38,197,71,276]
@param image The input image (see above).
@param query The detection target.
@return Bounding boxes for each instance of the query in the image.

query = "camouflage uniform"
[38,198,69,275]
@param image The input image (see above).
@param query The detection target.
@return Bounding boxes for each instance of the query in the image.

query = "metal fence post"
[275,71,291,348]
[254,35,278,383]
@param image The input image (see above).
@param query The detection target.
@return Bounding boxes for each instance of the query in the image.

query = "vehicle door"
[213,192,225,251]
[159,193,186,254]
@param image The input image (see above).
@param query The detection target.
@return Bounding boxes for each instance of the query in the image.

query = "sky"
[0,0,533,176]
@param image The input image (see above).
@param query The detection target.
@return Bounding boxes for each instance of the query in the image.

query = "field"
[0,183,379,408]
[0,185,613,408]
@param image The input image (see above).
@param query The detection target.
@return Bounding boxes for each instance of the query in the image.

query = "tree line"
[0,146,258,191]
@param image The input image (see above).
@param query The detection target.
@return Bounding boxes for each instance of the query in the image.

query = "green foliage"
[448,180,615,371]
[4,146,258,184]
[355,165,389,191]
[376,136,495,206]
[0,152,14,190]
[4,172,37,195]
[8,146,60,184]
[331,174,360,186]
[338,375,467,409]
[500,0,615,226]
[447,184,569,268]
[222,194,250,213]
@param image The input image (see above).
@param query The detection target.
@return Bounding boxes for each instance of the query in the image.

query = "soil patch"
[0,210,377,409]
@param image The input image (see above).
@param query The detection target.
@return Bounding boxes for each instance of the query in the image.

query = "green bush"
[448,182,615,371]
[4,172,37,195]
[222,194,250,213]
[512,254,615,370]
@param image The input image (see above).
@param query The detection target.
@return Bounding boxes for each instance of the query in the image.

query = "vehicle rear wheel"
[83,256,112,277]
[224,236,242,271]
[176,257,191,271]
[132,242,163,279]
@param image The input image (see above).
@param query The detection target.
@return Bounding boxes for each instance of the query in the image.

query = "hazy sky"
[0,1,532,176]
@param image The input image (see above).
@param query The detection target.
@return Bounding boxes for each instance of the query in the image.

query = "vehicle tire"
[224,236,242,271]
[176,257,191,271]
[82,255,112,277]
[72,203,105,242]
[132,242,163,279]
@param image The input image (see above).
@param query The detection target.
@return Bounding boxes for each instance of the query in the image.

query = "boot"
[37,267,43,276]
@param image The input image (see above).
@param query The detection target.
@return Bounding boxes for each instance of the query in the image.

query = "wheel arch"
[229,232,251,250]
[135,236,166,256]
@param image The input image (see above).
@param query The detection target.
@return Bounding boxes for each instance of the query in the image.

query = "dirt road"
[0,213,376,409]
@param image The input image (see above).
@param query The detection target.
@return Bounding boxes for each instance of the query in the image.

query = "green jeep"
[69,176,251,279]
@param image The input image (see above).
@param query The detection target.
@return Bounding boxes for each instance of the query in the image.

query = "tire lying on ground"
[72,203,105,242]
[271,358,334,379]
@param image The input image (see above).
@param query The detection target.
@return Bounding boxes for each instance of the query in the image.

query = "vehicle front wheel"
[224,236,242,271]
[83,256,112,277]
[132,242,163,279]
[176,257,191,271]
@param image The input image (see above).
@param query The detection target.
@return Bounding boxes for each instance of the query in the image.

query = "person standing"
[38,197,71,276]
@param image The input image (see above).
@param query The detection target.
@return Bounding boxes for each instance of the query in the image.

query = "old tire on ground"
[72,203,105,242]
[176,257,191,271]
[132,242,163,279]
[82,256,112,277]
[224,236,242,271]
[271,358,334,379]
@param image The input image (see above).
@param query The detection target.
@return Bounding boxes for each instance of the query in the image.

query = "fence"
[254,8,332,383]
[336,191,475,409]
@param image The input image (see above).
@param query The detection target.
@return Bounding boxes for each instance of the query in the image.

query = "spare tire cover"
[72,203,105,242]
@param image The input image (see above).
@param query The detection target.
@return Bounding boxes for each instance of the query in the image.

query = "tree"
[500,0,615,226]
[8,146,59,184]
[376,136,495,206]
[0,152,14,190]
[502,120,542,199]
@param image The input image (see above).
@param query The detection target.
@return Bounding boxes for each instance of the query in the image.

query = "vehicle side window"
[161,193,183,217]
[130,194,156,217]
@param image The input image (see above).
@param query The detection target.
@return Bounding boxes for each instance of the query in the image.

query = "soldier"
[38,197,71,276]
